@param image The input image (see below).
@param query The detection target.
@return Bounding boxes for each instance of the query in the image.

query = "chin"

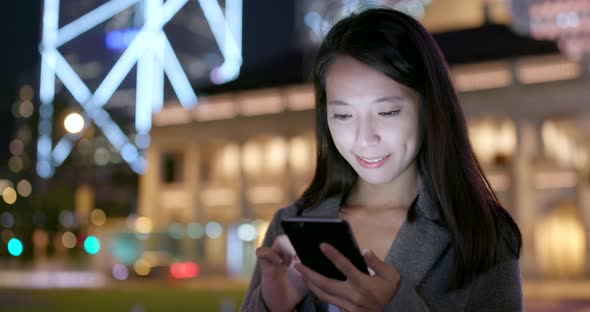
[356,172,396,185]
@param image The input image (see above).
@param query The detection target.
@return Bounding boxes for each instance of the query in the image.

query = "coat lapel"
[386,185,450,286]
[300,185,450,287]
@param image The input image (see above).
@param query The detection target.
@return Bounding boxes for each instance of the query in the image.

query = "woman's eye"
[333,114,352,120]
[379,110,401,117]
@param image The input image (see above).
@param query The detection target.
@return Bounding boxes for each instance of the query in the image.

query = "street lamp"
[64,113,84,134]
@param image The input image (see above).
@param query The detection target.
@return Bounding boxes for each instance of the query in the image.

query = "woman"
[240,7,522,312]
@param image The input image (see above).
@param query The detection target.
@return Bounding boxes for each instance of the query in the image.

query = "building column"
[138,142,161,226]
[511,118,541,278]
[183,142,199,260]
[578,149,590,278]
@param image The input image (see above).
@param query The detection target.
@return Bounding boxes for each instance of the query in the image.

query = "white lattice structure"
[38,0,242,177]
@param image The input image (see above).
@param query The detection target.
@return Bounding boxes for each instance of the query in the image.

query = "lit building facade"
[139,52,590,281]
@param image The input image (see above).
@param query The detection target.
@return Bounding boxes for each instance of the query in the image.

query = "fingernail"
[363,248,370,255]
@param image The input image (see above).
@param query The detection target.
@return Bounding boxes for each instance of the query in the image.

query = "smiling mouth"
[355,154,391,168]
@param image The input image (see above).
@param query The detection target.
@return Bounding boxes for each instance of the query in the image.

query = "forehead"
[325,56,410,100]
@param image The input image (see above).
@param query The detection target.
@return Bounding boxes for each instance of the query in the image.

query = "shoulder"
[263,201,301,240]
[495,212,522,263]
[269,201,300,223]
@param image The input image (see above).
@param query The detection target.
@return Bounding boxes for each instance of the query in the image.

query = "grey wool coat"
[239,186,523,312]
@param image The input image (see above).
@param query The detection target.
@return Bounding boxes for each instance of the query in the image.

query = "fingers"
[320,243,366,284]
[256,247,283,265]
[295,263,351,299]
[363,249,399,281]
[272,235,296,257]
[304,278,361,312]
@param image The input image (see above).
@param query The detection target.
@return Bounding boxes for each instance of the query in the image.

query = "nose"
[356,117,380,147]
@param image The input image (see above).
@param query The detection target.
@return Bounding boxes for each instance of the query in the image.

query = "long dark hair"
[296,8,522,288]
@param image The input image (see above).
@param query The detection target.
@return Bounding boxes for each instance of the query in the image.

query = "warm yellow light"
[135,217,153,234]
[8,156,23,173]
[19,85,34,101]
[90,209,107,226]
[289,136,309,172]
[535,202,587,278]
[242,141,262,177]
[134,259,152,276]
[61,232,77,249]
[64,113,85,134]
[219,143,240,179]
[265,137,287,175]
[2,187,17,205]
[16,180,32,197]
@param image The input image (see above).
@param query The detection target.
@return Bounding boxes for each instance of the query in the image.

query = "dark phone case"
[281,217,369,281]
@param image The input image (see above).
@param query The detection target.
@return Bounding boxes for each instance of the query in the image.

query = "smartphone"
[281,217,369,281]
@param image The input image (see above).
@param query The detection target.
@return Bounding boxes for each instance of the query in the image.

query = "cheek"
[328,122,355,147]
[381,121,419,149]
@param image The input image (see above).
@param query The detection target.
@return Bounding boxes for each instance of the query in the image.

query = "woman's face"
[325,56,421,185]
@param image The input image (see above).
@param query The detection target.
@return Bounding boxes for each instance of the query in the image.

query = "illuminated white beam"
[56,0,141,47]
[38,0,60,178]
[161,35,198,108]
[52,137,75,166]
[51,50,142,170]
[198,0,242,68]
[89,31,149,110]
[38,0,242,177]
[161,0,190,27]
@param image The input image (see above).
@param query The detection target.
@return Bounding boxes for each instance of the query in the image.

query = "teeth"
[361,156,385,163]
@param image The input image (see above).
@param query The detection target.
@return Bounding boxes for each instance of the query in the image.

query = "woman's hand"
[295,243,400,312]
[257,235,308,312]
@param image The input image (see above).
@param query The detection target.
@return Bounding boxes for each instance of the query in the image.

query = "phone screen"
[281,217,369,281]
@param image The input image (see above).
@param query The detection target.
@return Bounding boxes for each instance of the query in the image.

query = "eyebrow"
[327,96,405,106]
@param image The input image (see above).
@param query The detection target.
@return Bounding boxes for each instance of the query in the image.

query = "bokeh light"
[9,156,24,173]
[32,229,49,248]
[8,156,23,173]
[111,234,142,265]
[64,113,85,134]
[205,222,223,239]
[90,209,107,226]
[170,262,199,279]
[134,259,151,276]
[16,180,32,197]
[112,263,129,281]
[59,211,75,228]
[0,212,14,228]
[83,236,101,255]
[237,223,257,242]
[19,85,33,101]
[135,217,152,234]
[9,139,24,156]
[7,238,23,256]
[187,223,204,239]
[168,223,184,240]
[19,101,34,118]
[61,232,77,249]
[2,187,17,205]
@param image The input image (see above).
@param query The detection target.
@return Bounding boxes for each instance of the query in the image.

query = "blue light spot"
[84,236,101,255]
[105,28,140,51]
[37,160,52,178]
[8,238,23,256]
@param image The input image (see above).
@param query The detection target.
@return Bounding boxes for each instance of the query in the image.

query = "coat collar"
[299,182,450,285]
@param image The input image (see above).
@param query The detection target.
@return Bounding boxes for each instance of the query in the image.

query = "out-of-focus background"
[0,0,589,311]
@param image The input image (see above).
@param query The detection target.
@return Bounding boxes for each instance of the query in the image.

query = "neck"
[345,162,420,211]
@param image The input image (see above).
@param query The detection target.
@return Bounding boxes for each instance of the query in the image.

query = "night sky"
[0,3,41,165]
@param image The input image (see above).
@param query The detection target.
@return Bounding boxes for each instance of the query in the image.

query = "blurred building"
[138,1,590,281]
[30,0,590,284]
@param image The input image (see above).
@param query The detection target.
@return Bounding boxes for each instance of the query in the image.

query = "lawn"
[0,286,247,312]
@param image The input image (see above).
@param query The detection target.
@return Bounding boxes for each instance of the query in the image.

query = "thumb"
[363,249,398,281]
